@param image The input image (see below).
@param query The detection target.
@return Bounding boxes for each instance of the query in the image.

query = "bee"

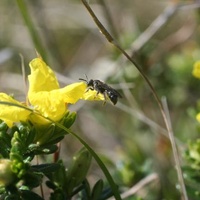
[79,76,122,105]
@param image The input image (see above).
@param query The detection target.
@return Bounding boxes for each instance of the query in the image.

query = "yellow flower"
[196,113,200,123]
[28,58,86,123]
[192,61,200,79]
[0,93,30,127]
[0,58,104,127]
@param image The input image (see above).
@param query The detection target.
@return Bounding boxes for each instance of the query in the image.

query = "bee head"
[87,79,94,87]
[79,75,94,86]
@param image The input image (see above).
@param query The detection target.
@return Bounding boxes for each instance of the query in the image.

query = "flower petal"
[192,61,200,79]
[196,113,200,123]
[78,82,105,101]
[28,58,59,93]
[81,90,105,101]
[0,93,31,127]
[29,91,67,122]
[28,82,85,123]
[60,81,105,102]
[59,82,87,104]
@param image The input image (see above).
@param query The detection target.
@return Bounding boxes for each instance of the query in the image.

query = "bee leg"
[102,92,107,106]
[94,91,99,100]
[86,87,94,93]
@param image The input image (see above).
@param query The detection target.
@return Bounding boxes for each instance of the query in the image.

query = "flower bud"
[0,159,15,186]
[66,147,92,195]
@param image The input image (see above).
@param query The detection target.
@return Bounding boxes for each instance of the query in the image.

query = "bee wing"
[90,79,122,99]
[114,89,122,98]
[106,84,122,98]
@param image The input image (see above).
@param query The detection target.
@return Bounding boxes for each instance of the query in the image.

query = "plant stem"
[81,1,188,199]
[16,0,48,62]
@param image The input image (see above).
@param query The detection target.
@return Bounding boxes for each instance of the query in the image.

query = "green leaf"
[0,125,12,158]
[23,171,43,188]
[28,144,58,155]
[20,189,44,200]
[99,187,113,200]
[61,112,77,128]
[53,122,122,200]
[33,123,65,147]
[0,139,10,158]
[46,160,67,190]
[20,125,35,146]
[31,163,60,175]
[66,147,92,195]
[81,179,91,199]
[91,179,104,200]
[0,121,8,132]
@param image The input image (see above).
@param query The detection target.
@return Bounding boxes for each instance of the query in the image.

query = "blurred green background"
[1,0,200,199]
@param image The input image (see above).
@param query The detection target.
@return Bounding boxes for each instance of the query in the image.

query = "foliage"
[184,139,200,200]
[0,117,116,200]
[1,0,200,199]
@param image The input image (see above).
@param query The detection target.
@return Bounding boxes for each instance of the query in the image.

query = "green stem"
[96,0,119,39]
[54,123,122,200]
[16,0,48,62]
[80,0,188,199]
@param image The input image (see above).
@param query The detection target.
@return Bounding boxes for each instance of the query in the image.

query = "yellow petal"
[0,93,31,127]
[28,82,105,124]
[78,82,105,101]
[28,113,54,125]
[192,61,200,79]
[196,113,200,123]
[28,58,59,93]
[28,82,86,123]
[59,82,87,104]
[28,91,67,122]
[81,90,105,101]
[60,81,105,102]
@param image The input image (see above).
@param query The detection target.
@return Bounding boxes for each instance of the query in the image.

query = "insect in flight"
[79,75,122,105]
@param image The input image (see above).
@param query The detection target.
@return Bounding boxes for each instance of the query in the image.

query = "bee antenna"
[79,74,89,83]
[79,78,86,81]
[84,74,88,81]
